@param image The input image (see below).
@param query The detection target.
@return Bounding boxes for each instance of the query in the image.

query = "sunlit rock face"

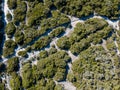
[118,21,120,30]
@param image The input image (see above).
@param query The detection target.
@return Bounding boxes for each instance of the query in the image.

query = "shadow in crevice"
[0,0,6,61]
[80,14,94,21]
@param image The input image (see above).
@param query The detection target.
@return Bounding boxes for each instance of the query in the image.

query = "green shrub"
[40,10,70,30]
[23,29,39,46]
[10,72,22,90]
[4,40,17,48]
[0,82,5,90]
[14,31,24,45]
[70,39,91,55]
[57,36,71,50]
[3,48,15,58]
[18,50,28,57]
[27,3,50,26]
[37,51,70,80]
[7,0,17,9]
[53,0,120,20]
[7,57,19,73]
[6,13,12,21]
[48,47,57,55]
[50,27,65,38]
[3,40,17,57]
[5,22,16,38]
[67,72,76,83]
[54,85,63,90]
[54,70,66,81]
[35,79,55,90]
[39,50,48,59]
[22,63,34,88]
[13,1,27,24]
[32,36,52,50]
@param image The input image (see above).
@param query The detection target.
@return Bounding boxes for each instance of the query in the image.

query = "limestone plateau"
[0,0,120,90]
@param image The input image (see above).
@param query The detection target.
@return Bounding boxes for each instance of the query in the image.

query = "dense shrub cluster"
[39,50,48,59]
[27,3,50,26]
[0,81,5,90]
[14,31,24,45]
[7,57,19,73]
[57,36,71,50]
[7,0,17,9]
[57,18,112,55]
[49,26,66,38]
[53,0,120,20]
[40,11,70,29]
[3,40,17,58]
[13,1,27,24]
[10,72,22,90]
[32,36,52,50]
[18,50,28,57]
[71,46,120,89]
[21,51,70,89]
[1,0,120,90]
[5,22,16,38]
[48,47,57,55]
[6,13,12,21]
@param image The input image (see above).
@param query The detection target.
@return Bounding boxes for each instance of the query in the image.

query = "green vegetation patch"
[7,57,19,73]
